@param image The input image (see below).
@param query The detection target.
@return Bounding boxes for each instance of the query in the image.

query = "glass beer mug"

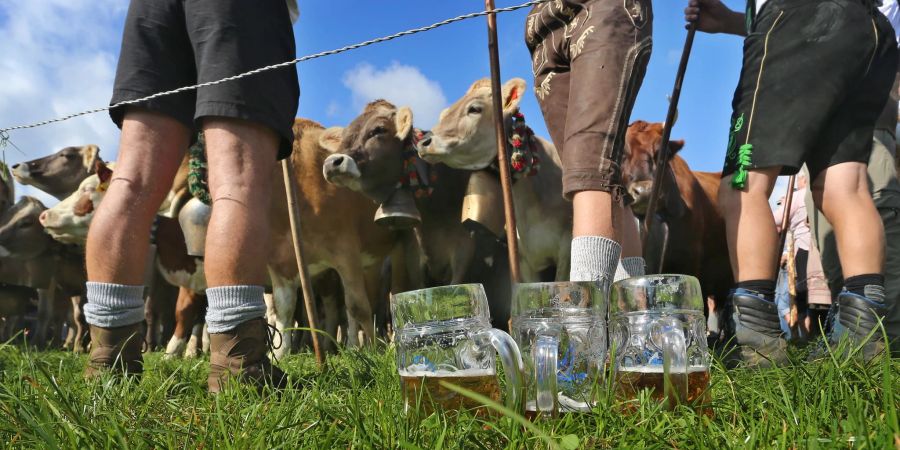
[391,284,523,414]
[610,275,711,409]
[511,282,606,416]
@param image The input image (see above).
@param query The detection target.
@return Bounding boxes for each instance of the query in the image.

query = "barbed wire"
[0,0,549,134]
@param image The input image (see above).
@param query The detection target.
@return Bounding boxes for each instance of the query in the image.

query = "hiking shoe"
[207,318,289,393]
[816,291,888,360]
[725,290,789,368]
[84,323,144,379]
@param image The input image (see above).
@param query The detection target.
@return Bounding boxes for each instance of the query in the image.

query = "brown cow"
[0,162,13,212]
[622,120,733,330]
[12,145,101,200]
[321,100,476,286]
[418,78,572,281]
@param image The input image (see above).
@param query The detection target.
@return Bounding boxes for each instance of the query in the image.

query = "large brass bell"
[461,170,504,238]
[374,188,421,230]
[178,197,212,257]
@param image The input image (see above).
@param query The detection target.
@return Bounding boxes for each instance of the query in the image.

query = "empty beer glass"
[511,282,606,417]
[610,275,711,410]
[392,284,523,414]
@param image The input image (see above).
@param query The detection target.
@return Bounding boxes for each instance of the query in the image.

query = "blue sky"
[0,0,755,204]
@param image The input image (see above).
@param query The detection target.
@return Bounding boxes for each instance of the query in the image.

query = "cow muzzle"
[10,163,31,183]
[628,181,653,213]
[322,154,361,187]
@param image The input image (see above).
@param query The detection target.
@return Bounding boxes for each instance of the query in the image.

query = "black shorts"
[110,0,300,159]
[723,0,899,181]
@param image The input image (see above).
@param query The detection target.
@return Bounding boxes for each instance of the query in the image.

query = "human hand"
[684,0,745,35]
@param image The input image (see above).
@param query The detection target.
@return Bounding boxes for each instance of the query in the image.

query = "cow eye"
[467,105,483,115]
[18,219,34,228]
[62,152,77,159]
[368,126,387,139]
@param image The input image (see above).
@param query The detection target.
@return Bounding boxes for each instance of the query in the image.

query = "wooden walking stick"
[281,158,324,367]
[485,0,522,284]
[777,175,796,268]
[642,25,697,250]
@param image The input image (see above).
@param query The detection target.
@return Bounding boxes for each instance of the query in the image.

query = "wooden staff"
[642,25,697,247]
[485,0,522,283]
[281,158,324,367]
[777,175,796,269]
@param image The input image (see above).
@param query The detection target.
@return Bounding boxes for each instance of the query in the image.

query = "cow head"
[622,121,686,216]
[0,196,51,259]
[417,78,526,170]
[11,145,101,200]
[0,162,13,213]
[39,160,114,246]
[321,100,414,203]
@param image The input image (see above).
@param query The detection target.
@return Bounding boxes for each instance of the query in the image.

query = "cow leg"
[269,270,299,359]
[449,239,475,286]
[336,258,375,347]
[33,287,54,349]
[71,296,87,354]
[185,322,203,358]
[201,322,210,354]
[164,288,200,359]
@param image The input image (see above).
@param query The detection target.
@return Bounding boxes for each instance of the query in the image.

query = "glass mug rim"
[391,284,490,331]
[512,281,606,315]
[611,274,704,312]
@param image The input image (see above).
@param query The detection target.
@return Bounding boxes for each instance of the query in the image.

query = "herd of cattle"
[0,78,732,358]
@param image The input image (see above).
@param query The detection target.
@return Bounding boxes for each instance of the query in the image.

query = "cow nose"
[418,136,432,148]
[331,155,348,169]
[11,163,20,170]
[39,210,50,226]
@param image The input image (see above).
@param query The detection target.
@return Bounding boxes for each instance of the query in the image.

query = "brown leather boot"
[84,323,144,379]
[207,318,288,393]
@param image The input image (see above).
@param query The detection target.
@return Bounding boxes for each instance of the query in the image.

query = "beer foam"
[399,368,496,377]
[618,365,708,373]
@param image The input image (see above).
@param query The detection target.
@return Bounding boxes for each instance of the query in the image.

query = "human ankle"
[735,280,776,302]
[843,274,885,302]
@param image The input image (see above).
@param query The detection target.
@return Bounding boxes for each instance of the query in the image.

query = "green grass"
[0,341,897,449]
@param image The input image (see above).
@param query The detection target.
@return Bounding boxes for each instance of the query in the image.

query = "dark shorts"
[723,0,898,181]
[110,0,300,160]
[526,0,652,199]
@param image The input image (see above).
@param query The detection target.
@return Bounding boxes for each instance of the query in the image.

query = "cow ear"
[467,78,491,95]
[96,160,113,185]
[319,127,344,153]
[668,140,685,157]
[394,107,413,141]
[83,145,100,172]
[501,78,527,113]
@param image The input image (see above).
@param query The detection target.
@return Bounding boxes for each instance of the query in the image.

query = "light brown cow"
[12,145,101,200]
[621,120,733,328]
[0,197,86,349]
[418,78,571,281]
[321,100,476,286]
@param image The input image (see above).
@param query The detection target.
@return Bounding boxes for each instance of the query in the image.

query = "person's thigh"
[562,0,652,200]
[185,0,299,160]
[110,0,197,130]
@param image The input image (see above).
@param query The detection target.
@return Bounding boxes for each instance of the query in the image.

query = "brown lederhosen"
[526,0,653,199]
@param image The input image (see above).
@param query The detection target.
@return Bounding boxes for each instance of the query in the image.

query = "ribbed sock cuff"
[205,285,266,333]
[570,236,622,292]
[84,282,145,328]
[615,257,646,282]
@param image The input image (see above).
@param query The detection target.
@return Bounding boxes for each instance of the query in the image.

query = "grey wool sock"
[84,282,145,328]
[570,236,622,293]
[205,285,267,333]
[615,256,647,282]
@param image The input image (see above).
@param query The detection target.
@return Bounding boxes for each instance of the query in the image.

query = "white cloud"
[342,62,447,129]
[0,0,127,206]
[326,100,341,118]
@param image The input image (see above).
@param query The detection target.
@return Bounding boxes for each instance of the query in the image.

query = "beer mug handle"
[474,328,524,412]
[534,333,559,415]
[658,320,688,405]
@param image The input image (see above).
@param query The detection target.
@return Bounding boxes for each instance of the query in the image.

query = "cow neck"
[398,129,435,200]
[488,111,540,182]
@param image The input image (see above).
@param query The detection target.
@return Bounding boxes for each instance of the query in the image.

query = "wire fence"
[0,0,549,135]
